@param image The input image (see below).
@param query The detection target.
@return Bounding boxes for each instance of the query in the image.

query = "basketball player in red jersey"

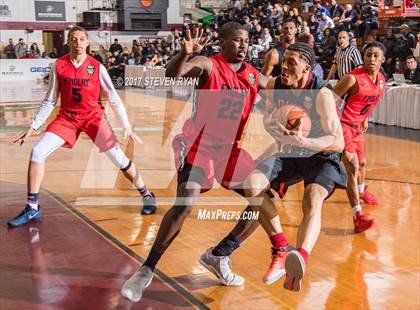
[333,41,386,233]
[8,26,156,227]
[121,22,276,302]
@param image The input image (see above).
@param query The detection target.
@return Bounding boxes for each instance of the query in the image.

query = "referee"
[326,30,363,81]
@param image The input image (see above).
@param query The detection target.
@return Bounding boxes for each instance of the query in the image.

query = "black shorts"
[177,162,206,187]
[257,152,347,196]
[178,162,275,199]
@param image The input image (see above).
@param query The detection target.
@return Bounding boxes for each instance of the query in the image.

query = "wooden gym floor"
[0,87,419,309]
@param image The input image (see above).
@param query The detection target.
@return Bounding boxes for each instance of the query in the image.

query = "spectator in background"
[414,32,420,62]
[318,28,337,66]
[49,48,59,58]
[110,38,123,54]
[231,0,242,14]
[270,6,284,27]
[122,47,130,56]
[250,37,262,59]
[299,26,315,46]
[107,55,117,69]
[171,29,182,52]
[314,0,330,18]
[296,15,305,33]
[260,27,273,52]
[214,9,228,27]
[4,38,16,59]
[404,55,420,84]
[333,16,347,35]
[61,43,70,56]
[142,43,154,58]
[261,19,298,77]
[329,0,344,19]
[15,38,27,58]
[250,22,263,38]
[242,16,253,31]
[132,40,140,56]
[308,14,322,41]
[318,12,334,32]
[357,3,379,40]
[282,4,290,16]
[128,52,136,65]
[41,51,49,58]
[30,43,41,58]
[342,4,357,33]
[381,29,398,77]
[113,51,123,65]
[20,50,35,59]
[394,24,416,70]
[91,50,104,64]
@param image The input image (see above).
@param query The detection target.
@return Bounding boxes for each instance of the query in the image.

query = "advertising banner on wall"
[199,0,228,8]
[0,59,55,82]
[35,1,66,21]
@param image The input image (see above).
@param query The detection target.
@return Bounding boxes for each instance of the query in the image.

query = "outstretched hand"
[123,127,143,144]
[182,27,210,55]
[11,127,35,145]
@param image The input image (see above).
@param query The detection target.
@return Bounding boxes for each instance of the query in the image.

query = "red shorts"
[342,123,364,161]
[46,109,117,152]
[173,134,256,192]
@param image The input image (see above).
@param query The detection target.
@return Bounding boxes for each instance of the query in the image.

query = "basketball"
[272,104,312,137]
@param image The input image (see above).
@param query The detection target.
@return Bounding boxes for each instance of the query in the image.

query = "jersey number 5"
[72,88,82,103]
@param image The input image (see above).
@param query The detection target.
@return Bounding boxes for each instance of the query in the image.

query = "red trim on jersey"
[303,72,313,89]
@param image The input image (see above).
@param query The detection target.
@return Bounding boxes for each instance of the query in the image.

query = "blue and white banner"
[0,59,55,82]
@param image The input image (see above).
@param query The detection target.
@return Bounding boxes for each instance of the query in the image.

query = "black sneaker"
[141,193,157,215]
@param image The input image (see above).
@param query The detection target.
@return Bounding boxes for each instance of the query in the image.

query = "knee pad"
[30,132,65,163]
[121,160,132,172]
[30,146,45,163]
[105,144,130,169]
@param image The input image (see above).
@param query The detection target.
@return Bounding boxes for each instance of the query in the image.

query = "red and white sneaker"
[283,250,306,292]
[353,212,376,233]
[262,245,294,285]
[359,186,379,205]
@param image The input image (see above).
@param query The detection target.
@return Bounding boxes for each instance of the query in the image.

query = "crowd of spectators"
[2,0,420,83]
[3,38,70,59]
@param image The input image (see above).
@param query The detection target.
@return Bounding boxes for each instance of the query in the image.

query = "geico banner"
[0,59,56,82]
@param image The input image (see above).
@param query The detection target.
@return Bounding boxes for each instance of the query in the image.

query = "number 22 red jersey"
[340,66,386,127]
[181,53,260,145]
[55,54,102,113]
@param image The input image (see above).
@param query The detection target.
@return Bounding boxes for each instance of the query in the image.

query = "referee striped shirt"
[333,45,363,79]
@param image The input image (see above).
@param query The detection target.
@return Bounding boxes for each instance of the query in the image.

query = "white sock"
[352,204,362,215]
[358,183,365,193]
[28,202,39,211]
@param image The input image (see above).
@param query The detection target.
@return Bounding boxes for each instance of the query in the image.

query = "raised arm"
[165,28,212,79]
[261,48,280,77]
